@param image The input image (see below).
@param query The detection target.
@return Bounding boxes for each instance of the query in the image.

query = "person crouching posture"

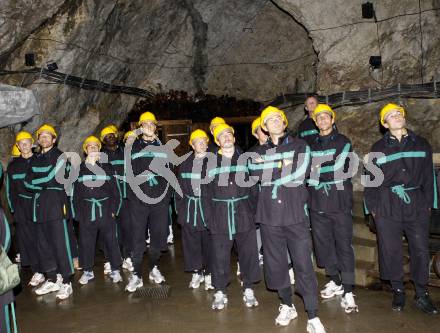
[202,124,261,310]
[176,129,214,290]
[72,136,123,285]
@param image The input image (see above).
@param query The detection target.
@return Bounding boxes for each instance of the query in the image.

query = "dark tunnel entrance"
[122,91,262,155]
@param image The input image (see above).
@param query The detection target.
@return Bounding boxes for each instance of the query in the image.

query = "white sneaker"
[341,292,359,314]
[204,274,214,291]
[56,274,63,285]
[149,266,165,284]
[125,274,143,292]
[243,288,259,307]
[289,268,295,285]
[78,271,95,285]
[275,304,298,326]
[212,291,228,310]
[189,273,204,289]
[56,283,73,300]
[307,317,326,333]
[236,262,240,276]
[29,272,45,286]
[35,280,60,295]
[167,226,174,244]
[320,281,344,299]
[122,258,134,272]
[110,270,123,283]
[103,262,111,275]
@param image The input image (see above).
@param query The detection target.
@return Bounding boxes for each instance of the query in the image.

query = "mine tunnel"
[0,1,440,332]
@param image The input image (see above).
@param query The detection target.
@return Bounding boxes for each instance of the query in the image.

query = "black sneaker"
[415,292,438,315]
[392,289,405,311]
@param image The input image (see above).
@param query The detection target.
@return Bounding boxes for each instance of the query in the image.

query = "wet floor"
[15,230,440,333]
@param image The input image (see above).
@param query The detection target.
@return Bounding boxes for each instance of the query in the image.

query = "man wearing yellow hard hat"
[207,117,226,153]
[11,144,21,157]
[6,131,45,287]
[72,135,123,285]
[247,117,268,268]
[100,125,134,273]
[297,94,320,145]
[364,103,438,314]
[174,129,213,290]
[249,105,326,331]
[201,123,260,311]
[125,111,171,292]
[123,130,137,145]
[250,116,268,147]
[308,104,358,314]
[25,124,74,300]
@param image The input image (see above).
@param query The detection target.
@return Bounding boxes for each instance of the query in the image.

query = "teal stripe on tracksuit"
[262,146,311,199]
[32,165,52,173]
[376,151,426,165]
[3,214,11,252]
[4,304,10,333]
[5,174,13,213]
[32,160,65,185]
[70,183,75,219]
[319,143,351,174]
[115,176,123,215]
[311,148,336,157]
[300,129,318,137]
[433,168,438,209]
[181,173,201,179]
[62,219,74,274]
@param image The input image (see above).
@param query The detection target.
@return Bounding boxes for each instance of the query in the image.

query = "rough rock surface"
[0,0,316,157]
[273,0,440,92]
[0,0,439,166]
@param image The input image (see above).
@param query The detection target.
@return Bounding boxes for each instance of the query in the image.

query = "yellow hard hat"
[138,111,157,125]
[213,123,234,145]
[210,117,226,128]
[100,125,118,142]
[251,117,261,135]
[36,124,57,138]
[312,104,336,122]
[82,135,102,153]
[189,129,209,145]
[123,130,137,142]
[15,131,34,144]
[380,103,405,126]
[11,144,21,157]
[260,106,288,130]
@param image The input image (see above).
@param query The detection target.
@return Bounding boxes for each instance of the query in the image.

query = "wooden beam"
[222,116,256,124]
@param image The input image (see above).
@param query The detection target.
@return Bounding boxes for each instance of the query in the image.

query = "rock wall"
[0,0,316,158]
[273,0,440,92]
[0,0,439,166]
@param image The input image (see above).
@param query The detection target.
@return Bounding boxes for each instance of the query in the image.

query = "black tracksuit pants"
[79,217,121,271]
[210,229,260,292]
[310,211,355,285]
[260,223,318,311]
[130,202,169,277]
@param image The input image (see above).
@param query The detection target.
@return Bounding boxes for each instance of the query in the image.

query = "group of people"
[1,94,439,333]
